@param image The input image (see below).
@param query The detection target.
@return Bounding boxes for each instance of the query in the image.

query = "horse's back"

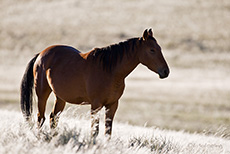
[37,45,84,68]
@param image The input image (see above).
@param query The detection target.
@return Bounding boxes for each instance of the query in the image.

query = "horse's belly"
[47,69,89,104]
[52,81,89,104]
[63,96,90,105]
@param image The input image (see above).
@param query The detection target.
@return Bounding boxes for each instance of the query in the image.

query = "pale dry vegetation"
[0,0,230,153]
[0,109,229,153]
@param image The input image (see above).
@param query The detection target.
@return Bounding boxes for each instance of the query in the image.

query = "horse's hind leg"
[37,92,51,128]
[35,71,52,128]
[50,96,66,129]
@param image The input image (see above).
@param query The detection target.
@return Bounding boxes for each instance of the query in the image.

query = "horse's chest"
[107,81,125,101]
[87,80,124,103]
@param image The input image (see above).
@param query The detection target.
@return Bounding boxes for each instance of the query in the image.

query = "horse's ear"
[148,28,153,37]
[143,29,148,40]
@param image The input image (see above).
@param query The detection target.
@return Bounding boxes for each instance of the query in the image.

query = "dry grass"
[0,0,229,136]
[0,0,229,55]
[0,109,229,154]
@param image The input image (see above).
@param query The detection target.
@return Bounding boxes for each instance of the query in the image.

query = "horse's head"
[138,29,169,79]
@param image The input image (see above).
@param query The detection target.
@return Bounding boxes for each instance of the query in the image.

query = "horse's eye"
[150,49,155,53]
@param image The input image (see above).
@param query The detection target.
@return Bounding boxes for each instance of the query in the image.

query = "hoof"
[37,117,45,129]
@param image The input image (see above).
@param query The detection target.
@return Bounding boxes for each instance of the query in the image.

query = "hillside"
[0,0,229,150]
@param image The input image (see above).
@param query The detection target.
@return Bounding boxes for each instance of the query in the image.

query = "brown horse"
[20,29,169,137]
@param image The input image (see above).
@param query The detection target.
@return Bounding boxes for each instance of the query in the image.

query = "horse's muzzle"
[158,68,169,79]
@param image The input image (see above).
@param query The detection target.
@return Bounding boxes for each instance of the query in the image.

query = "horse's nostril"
[164,69,168,76]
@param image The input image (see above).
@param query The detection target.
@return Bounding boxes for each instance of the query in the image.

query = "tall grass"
[0,108,229,154]
[0,0,229,141]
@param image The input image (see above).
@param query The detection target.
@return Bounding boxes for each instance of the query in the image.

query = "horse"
[20,29,169,138]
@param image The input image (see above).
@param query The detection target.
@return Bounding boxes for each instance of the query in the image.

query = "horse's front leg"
[91,104,102,138]
[105,101,118,136]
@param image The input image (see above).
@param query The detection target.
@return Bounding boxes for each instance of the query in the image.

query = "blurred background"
[0,0,229,135]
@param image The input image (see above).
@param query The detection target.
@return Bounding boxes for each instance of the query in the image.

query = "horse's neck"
[114,48,139,80]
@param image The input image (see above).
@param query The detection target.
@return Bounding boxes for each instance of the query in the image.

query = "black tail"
[20,53,39,120]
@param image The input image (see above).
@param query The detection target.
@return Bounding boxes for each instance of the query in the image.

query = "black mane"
[89,38,138,72]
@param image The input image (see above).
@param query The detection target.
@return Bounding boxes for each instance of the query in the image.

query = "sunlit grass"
[0,1,229,152]
[0,109,229,154]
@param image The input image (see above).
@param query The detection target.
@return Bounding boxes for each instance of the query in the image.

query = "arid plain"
[0,0,229,136]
